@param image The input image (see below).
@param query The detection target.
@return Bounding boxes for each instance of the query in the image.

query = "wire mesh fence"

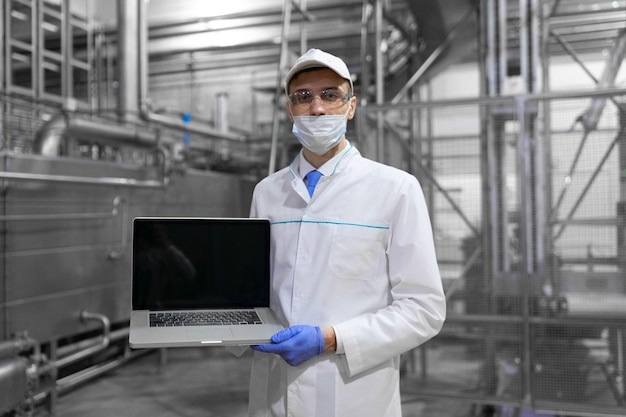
[362,90,626,416]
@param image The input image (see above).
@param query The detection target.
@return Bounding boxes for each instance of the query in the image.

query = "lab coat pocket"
[329,225,387,280]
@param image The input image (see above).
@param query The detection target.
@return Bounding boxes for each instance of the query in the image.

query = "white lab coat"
[248,145,445,417]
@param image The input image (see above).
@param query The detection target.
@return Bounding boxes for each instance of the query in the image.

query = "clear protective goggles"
[288,87,351,110]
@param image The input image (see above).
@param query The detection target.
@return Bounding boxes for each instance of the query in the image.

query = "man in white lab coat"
[249,48,446,417]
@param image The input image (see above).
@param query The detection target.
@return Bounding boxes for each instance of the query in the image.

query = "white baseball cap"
[284,48,353,95]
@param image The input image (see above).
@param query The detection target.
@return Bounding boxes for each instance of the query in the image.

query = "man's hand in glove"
[251,325,328,366]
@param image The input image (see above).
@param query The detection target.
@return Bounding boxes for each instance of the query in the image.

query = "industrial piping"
[131,0,247,143]
[33,114,158,157]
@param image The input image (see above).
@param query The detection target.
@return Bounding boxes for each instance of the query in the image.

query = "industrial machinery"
[0,1,265,414]
[0,105,259,416]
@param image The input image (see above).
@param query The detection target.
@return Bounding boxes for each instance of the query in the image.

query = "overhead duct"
[33,115,157,157]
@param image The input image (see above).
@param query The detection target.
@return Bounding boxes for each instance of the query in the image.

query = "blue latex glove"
[251,325,324,366]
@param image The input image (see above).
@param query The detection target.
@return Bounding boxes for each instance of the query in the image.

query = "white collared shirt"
[297,141,353,183]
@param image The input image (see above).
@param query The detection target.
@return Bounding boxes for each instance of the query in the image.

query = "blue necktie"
[306,170,323,197]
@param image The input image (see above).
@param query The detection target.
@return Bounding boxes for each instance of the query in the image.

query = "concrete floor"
[35,347,472,417]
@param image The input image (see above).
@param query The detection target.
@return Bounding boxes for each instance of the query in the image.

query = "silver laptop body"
[129,217,284,348]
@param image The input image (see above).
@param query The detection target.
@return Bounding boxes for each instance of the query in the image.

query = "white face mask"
[291,108,349,155]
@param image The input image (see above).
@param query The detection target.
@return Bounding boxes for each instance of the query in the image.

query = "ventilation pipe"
[34,115,158,157]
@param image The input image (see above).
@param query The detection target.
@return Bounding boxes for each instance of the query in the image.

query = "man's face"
[286,68,356,120]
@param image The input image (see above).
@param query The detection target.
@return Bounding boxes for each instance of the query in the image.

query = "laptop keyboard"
[149,310,263,327]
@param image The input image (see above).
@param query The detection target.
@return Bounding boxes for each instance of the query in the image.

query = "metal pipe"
[0,211,113,222]
[619,108,626,278]
[55,327,129,360]
[0,170,166,188]
[95,28,105,113]
[516,94,535,410]
[617,329,624,401]
[529,0,549,269]
[117,0,140,123]
[62,0,71,100]
[33,115,67,157]
[485,0,496,96]
[375,0,384,162]
[0,333,38,360]
[141,110,246,142]
[550,9,626,26]
[267,0,292,175]
[530,0,541,94]
[0,195,121,222]
[108,195,127,261]
[33,114,157,157]
[54,311,110,369]
[498,0,507,94]
[554,217,620,226]
[68,118,157,148]
[0,358,28,414]
[10,119,169,188]
[0,0,4,95]
[444,313,626,327]
[541,0,557,296]
[478,0,501,302]
[135,0,245,143]
[364,87,626,112]
[33,348,152,405]
[297,0,310,55]
[55,350,148,394]
[34,326,131,382]
[519,0,529,93]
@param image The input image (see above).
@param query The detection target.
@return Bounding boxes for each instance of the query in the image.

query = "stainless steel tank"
[0,152,255,343]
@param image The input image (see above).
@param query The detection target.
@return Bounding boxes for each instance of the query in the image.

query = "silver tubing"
[54,311,111,370]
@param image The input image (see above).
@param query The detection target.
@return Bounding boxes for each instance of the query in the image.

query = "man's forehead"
[289,68,348,91]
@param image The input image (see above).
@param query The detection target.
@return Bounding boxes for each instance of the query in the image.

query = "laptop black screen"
[132,218,270,310]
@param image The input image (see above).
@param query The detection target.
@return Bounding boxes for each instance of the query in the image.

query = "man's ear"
[347,96,357,120]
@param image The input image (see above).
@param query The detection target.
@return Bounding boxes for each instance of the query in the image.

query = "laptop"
[129,217,285,348]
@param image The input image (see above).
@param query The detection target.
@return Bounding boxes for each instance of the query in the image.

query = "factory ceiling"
[143,0,408,88]
[135,0,625,89]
